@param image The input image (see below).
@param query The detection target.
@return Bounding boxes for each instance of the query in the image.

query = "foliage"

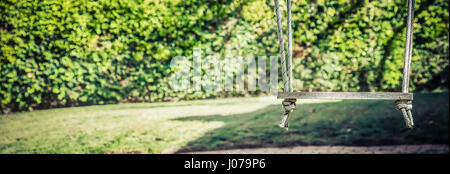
[0,0,448,112]
[289,0,449,92]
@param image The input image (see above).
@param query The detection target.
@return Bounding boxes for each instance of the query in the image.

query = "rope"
[402,0,415,93]
[287,0,293,93]
[395,100,414,129]
[280,98,296,129]
[273,0,289,92]
[398,0,415,129]
[274,0,296,129]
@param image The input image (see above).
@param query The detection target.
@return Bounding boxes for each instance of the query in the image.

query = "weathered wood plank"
[277,92,413,100]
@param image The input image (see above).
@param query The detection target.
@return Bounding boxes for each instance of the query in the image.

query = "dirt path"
[182,144,449,154]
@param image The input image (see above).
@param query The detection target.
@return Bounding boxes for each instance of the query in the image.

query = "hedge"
[0,0,448,113]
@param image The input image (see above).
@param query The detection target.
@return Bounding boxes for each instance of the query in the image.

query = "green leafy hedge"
[1,0,448,112]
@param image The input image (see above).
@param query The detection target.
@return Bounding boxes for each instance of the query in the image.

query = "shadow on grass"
[175,93,449,153]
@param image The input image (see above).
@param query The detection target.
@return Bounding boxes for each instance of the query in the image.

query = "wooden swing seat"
[277,92,413,100]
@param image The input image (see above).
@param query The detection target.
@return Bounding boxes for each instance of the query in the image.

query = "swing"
[273,0,415,129]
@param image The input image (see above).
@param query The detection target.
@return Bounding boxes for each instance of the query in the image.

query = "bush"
[0,0,448,112]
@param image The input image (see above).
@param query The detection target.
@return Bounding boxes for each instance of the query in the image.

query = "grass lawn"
[0,92,448,154]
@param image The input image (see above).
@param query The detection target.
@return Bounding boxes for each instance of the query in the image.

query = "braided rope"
[274,0,289,92]
[402,0,415,93]
[287,0,293,92]
[274,0,296,129]
[398,0,415,129]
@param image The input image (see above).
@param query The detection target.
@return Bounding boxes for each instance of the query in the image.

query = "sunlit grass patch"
[0,97,272,153]
[0,93,448,154]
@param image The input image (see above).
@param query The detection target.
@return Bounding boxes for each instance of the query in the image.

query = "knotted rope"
[280,98,296,129]
[396,0,415,129]
[395,100,414,129]
[274,0,296,129]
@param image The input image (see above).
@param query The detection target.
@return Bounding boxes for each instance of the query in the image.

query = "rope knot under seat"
[280,98,297,129]
[395,100,412,110]
[282,98,297,112]
[395,100,414,129]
